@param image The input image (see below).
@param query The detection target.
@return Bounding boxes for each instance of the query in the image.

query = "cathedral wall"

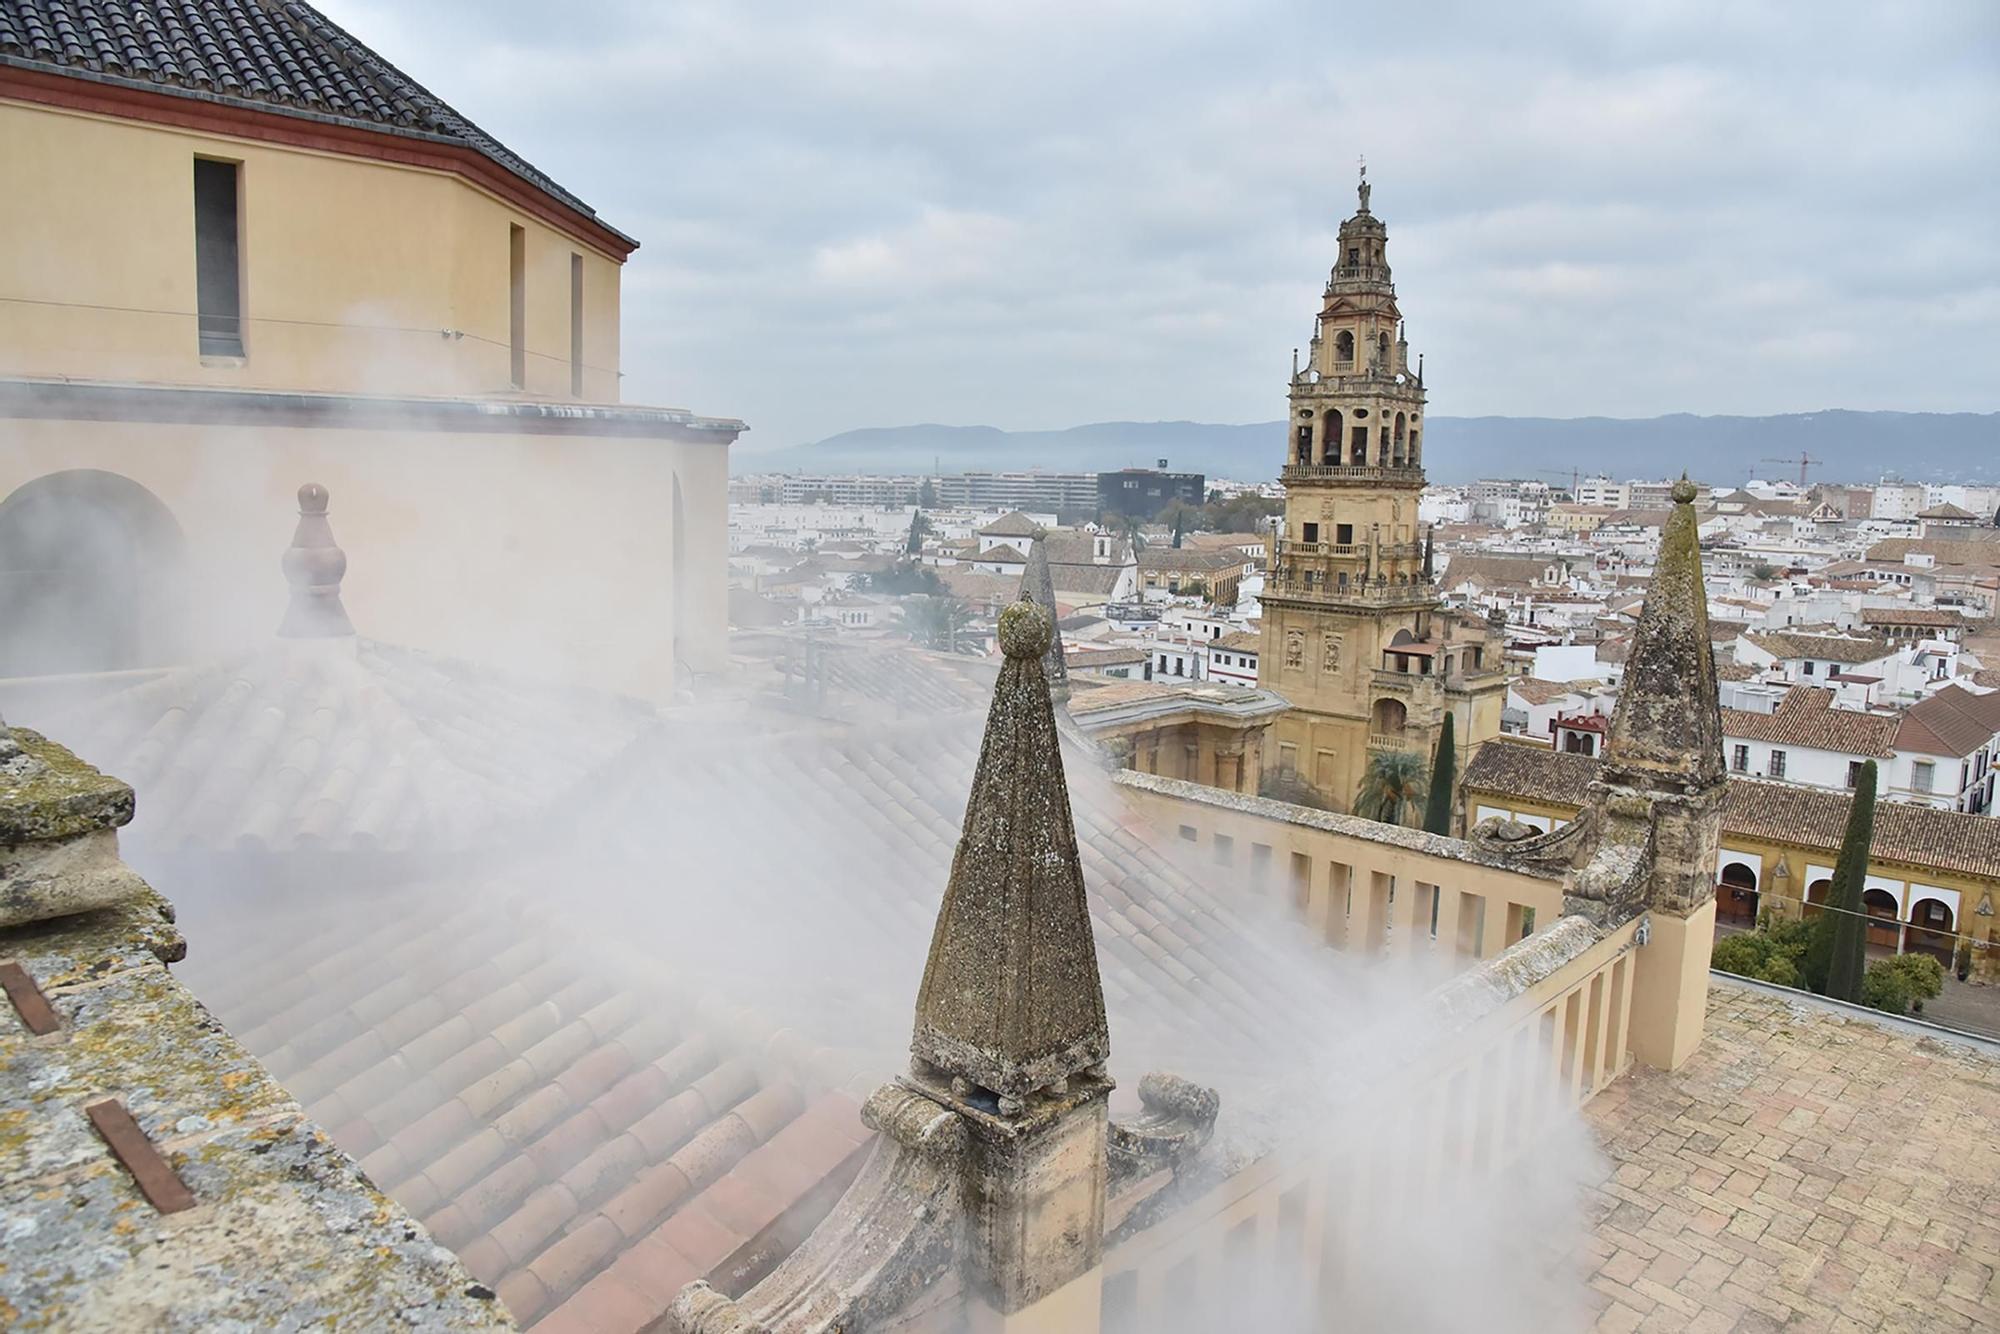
[0,416,728,697]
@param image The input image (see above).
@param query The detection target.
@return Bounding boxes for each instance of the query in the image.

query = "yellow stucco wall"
[1117,776,1566,962]
[0,418,728,698]
[1461,781,2000,981]
[0,99,623,401]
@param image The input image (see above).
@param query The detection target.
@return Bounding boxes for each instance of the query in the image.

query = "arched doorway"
[1906,898,1955,963]
[1369,698,1407,740]
[1861,888,1901,951]
[1718,862,1759,927]
[1803,878,1832,919]
[0,470,186,676]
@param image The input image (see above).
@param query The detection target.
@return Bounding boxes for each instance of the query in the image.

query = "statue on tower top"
[1357,157,1371,213]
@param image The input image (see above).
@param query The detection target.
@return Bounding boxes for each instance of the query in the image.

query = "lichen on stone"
[0,729,135,845]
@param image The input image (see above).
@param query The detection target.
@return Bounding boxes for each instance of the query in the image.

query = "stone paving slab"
[1581,978,2000,1333]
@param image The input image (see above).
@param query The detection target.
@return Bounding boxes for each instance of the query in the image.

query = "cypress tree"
[1423,711,1457,835]
[1806,760,1876,997]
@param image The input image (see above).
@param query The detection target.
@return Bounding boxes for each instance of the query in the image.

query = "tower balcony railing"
[1264,572,1439,609]
[1331,263,1392,283]
[1272,539,1422,562]
[1372,666,1445,693]
[1366,732,1420,753]
[1281,463,1425,485]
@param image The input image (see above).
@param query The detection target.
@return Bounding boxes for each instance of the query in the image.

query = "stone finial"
[1601,476,1722,790]
[1019,533,1070,702]
[277,483,356,639]
[911,592,1109,1102]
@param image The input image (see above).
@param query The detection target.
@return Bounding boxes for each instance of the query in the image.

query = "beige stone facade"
[0,43,741,698]
[1260,174,1506,810]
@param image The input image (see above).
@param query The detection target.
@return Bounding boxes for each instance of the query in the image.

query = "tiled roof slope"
[1138,547,1246,573]
[1895,683,2000,758]
[1463,739,2000,878]
[1741,630,1894,664]
[0,0,625,239]
[1859,606,1966,629]
[1510,676,1586,707]
[1720,687,1898,757]
[42,638,652,854]
[978,512,1042,538]
[1866,536,2000,567]
[164,712,1339,1332]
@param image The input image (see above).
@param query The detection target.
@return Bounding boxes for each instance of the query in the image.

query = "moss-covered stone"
[0,728,135,845]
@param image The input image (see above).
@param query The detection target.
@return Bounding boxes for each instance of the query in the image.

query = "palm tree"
[1354,749,1429,827]
[898,595,974,653]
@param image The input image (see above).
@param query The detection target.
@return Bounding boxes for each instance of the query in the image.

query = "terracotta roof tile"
[1742,630,1896,664]
[133,683,1338,1328]
[1893,684,2000,758]
[1721,687,1898,757]
[1464,740,2000,878]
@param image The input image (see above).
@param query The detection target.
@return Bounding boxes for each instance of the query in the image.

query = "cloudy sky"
[323,0,1998,451]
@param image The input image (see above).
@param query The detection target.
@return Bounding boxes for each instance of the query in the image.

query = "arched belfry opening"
[0,469,187,676]
[1333,329,1354,367]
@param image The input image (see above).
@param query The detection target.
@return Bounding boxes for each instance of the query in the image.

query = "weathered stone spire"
[1019,532,1070,702]
[912,593,1108,1104]
[1602,477,1723,791]
[277,483,355,639]
[1422,523,1435,582]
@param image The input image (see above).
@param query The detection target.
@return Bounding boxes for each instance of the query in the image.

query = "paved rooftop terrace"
[1582,978,2000,1332]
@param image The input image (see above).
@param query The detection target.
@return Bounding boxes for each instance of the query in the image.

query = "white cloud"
[317,0,2000,443]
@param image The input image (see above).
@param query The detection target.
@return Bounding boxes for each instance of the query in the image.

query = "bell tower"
[1260,168,1504,810]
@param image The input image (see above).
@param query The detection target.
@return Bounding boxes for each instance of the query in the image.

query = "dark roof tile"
[0,0,623,238]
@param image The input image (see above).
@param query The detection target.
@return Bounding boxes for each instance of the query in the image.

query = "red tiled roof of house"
[1463,740,2000,879]
[1508,677,1585,707]
[1894,684,2000,759]
[1859,606,1967,628]
[1721,687,1898,757]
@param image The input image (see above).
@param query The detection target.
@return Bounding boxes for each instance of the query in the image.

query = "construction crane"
[1760,452,1823,489]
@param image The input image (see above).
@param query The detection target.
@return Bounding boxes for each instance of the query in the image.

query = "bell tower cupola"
[1258,166,1506,810]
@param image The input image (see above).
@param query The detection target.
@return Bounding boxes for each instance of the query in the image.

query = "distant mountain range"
[736,411,1998,488]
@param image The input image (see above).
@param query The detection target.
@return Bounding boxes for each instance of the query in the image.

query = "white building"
[1206,631,1260,687]
[1573,477,1631,509]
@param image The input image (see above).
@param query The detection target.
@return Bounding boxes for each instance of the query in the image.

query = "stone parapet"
[1,727,146,928]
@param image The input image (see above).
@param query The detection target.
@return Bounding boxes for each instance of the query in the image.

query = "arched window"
[1322,410,1343,465]
[1370,698,1408,736]
[1296,423,1313,464]
[1377,332,1390,366]
[1393,412,1407,466]
[1333,330,1354,366]
[0,470,186,675]
[1408,427,1420,465]
[1718,863,1759,927]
